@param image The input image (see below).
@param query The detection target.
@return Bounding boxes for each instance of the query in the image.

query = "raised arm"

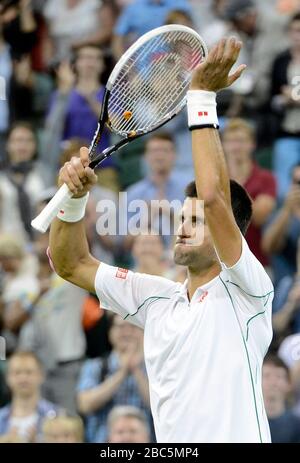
[189,38,247,267]
[49,148,99,293]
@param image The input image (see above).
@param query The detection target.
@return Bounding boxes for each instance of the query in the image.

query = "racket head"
[105,24,208,138]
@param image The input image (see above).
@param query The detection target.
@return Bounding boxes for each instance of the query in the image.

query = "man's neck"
[228,155,253,186]
[11,393,40,417]
[187,262,221,300]
[264,398,286,419]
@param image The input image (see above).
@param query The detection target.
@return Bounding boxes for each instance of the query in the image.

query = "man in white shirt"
[49,37,274,443]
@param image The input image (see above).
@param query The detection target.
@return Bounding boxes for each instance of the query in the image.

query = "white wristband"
[57,193,89,223]
[187,90,219,130]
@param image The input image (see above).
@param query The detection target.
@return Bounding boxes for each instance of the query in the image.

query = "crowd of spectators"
[0,0,300,443]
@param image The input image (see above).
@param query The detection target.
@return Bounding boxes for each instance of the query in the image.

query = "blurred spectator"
[0,351,59,443]
[263,354,300,443]
[132,232,167,276]
[44,0,116,62]
[200,0,230,48]
[0,0,38,59]
[9,53,54,127]
[272,237,300,338]
[0,234,38,354]
[18,252,87,414]
[223,0,289,115]
[0,13,12,158]
[112,0,192,59]
[271,12,300,202]
[42,414,84,443]
[124,132,186,250]
[223,118,277,266]
[262,163,300,284]
[46,44,117,190]
[0,122,45,242]
[107,405,150,443]
[77,313,151,443]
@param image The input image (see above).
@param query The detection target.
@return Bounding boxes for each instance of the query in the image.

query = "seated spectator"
[77,313,151,443]
[263,354,300,443]
[107,405,150,443]
[42,415,84,443]
[112,0,192,59]
[262,163,300,284]
[271,13,300,202]
[0,122,45,243]
[44,0,115,62]
[223,118,276,266]
[0,351,59,443]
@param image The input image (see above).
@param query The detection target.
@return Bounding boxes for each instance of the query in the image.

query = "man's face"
[262,364,290,402]
[7,357,44,398]
[289,20,300,49]
[109,315,143,352]
[223,129,255,162]
[109,416,149,443]
[174,197,217,270]
[145,139,175,176]
[7,127,36,164]
[75,47,104,78]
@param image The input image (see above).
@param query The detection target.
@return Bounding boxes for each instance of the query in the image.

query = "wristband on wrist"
[187,90,219,130]
[57,193,89,223]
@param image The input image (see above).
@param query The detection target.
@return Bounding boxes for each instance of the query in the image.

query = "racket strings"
[108,31,205,135]
[109,33,193,129]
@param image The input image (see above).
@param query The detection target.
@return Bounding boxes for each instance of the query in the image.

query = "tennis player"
[49,37,274,443]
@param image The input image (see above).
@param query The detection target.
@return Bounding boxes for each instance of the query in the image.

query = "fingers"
[80,146,90,167]
[59,153,96,194]
[228,64,247,86]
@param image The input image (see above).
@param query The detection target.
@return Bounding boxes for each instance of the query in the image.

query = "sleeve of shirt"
[220,235,274,315]
[94,262,174,328]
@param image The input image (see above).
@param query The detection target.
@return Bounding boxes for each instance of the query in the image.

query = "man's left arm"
[189,38,247,267]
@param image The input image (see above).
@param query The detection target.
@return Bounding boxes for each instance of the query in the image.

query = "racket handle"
[31,183,73,233]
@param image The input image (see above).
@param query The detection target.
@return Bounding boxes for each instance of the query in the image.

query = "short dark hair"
[263,354,290,378]
[185,179,253,235]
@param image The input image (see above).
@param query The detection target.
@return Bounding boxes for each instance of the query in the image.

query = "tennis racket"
[31,24,208,233]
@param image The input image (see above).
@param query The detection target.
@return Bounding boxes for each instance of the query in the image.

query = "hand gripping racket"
[31,24,208,233]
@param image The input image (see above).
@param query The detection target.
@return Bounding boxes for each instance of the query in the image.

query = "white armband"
[187,90,219,130]
[57,193,89,223]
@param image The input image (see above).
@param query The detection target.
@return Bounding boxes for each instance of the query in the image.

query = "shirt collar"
[179,274,221,301]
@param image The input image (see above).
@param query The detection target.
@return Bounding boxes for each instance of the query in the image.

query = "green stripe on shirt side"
[124,296,171,320]
[225,281,274,306]
[246,311,267,342]
[219,276,263,443]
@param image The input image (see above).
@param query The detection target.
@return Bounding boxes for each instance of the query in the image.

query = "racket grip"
[31,183,73,233]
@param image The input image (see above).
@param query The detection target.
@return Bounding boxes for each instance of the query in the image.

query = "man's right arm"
[49,148,99,293]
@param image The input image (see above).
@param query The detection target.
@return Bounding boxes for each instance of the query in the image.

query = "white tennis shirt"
[95,236,274,443]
